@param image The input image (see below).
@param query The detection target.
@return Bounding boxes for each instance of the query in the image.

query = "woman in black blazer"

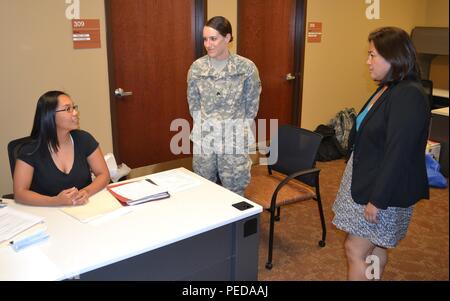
[332,27,430,280]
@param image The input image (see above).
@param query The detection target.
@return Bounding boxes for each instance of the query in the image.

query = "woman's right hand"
[55,187,82,206]
[364,202,379,224]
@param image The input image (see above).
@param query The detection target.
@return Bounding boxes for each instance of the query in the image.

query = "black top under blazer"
[347,80,430,209]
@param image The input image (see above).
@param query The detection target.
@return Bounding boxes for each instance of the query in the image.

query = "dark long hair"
[205,16,233,42]
[368,27,421,85]
[30,90,68,153]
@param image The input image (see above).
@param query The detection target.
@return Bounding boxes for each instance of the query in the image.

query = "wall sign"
[72,19,101,49]
[307,22,322,43]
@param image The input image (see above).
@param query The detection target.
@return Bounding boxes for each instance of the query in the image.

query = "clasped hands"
[57,187,89,206]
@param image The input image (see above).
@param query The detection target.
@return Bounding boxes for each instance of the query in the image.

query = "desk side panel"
[77,214,260,281]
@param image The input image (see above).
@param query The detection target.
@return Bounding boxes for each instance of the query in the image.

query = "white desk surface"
[433,88,449,99]
[0,168,262,281]
[432,106,449,117]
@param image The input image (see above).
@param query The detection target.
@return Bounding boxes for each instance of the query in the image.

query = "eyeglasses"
[55,104,79,113]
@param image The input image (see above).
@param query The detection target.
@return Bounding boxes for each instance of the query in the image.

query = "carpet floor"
[248,159,449,281]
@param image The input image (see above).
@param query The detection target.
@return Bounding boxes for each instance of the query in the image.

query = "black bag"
[314,124,346,161]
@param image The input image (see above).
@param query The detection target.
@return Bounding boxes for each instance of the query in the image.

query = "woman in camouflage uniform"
[187,16,261,196]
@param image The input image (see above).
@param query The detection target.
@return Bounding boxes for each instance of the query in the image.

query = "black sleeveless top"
[18,130,99,197]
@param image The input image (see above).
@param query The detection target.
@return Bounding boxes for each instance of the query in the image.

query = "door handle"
[114,88,133,97]
[285,73,296,81]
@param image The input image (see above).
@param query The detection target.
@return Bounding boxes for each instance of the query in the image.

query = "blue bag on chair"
[425,153,448,188]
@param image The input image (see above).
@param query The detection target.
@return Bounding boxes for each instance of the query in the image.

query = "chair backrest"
[270,125,322,186]
[7,136,33,178]
[421,79,433,111]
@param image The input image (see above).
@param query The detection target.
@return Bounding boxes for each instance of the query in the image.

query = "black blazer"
[347,80,430,209]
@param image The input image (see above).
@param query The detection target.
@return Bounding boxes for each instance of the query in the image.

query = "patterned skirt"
[332,153,414,248]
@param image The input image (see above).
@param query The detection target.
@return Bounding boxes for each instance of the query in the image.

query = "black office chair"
[245,125,326,269]
[421,79,434,111]
[2,136,33,199]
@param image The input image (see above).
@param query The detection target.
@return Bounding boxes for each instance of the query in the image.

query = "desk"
[0,168,262,280]
[433,88,449,99]
[432,88,449,109]
[430,107,449,177]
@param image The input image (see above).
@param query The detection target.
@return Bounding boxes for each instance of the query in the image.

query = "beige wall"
[207,0,237,54]
[427,0,449,90]
[301,0,430,130]
[0,0,112,195]
[426,0,449,27]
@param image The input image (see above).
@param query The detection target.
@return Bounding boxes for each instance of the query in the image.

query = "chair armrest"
[2,193,14,199]
[269,168,320,209]
[287,168,320,180]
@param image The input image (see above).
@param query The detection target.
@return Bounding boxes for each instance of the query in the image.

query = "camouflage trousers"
[192,153,252,196]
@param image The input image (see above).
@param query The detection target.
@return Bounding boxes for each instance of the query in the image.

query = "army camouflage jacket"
[187,54,261,152]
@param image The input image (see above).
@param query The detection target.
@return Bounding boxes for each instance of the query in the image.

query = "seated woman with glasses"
[13,90,110,206]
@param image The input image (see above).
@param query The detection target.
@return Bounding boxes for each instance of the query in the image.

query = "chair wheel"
[265,262,273,270]
[318,240,326,247]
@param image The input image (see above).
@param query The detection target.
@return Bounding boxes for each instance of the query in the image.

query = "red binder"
[107,179,170,206]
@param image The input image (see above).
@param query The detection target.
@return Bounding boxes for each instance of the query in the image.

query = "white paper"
[110,180,168,200]
[104,152,118,171]
[110,163,131,183]
[148,170,202,193]
[0,207,44,243]
[432,107,449,117]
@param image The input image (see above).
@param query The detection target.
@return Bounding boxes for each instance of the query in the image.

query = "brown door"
[237,0,306,127]
[105,0,204,168]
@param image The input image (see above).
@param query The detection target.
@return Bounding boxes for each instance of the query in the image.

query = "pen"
[9,231,49,251]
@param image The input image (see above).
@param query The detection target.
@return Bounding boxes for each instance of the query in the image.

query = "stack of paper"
[0,207,48,251]
[148,169,202,193]
[107,179,170,206]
